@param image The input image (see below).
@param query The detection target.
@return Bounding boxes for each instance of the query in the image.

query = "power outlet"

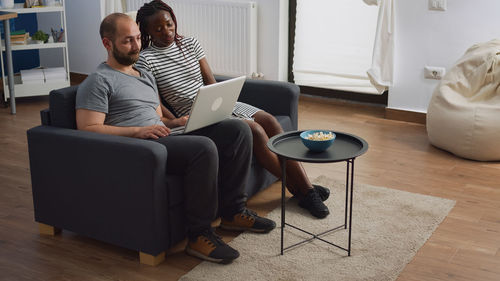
[424,66,446,80]
[429,0,446,11]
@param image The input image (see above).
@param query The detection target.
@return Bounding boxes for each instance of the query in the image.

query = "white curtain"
[101,0,127,17]
[293,0,379,94]
[366,0,394,94]
[125,0,148,11]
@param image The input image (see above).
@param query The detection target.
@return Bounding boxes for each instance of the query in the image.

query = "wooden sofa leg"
[39,223,61,236]
[139,251,165,266]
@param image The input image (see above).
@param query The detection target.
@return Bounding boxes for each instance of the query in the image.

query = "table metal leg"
[4,19,16,115]
[348,158,355,256]
[280,156,287,255]
[278,156,356,256]
[345,160,350,229]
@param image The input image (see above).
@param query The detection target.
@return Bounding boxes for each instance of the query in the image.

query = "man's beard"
[112,47,139,66]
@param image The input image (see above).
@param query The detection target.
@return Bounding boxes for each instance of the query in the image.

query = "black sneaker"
[313,184,330,201]
[298,189,330,219]
[220,208,276,233]
[292,184,330,201]
[185,228,239,264]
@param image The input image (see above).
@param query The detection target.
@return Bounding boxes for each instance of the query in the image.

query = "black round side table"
[267,130,368,256]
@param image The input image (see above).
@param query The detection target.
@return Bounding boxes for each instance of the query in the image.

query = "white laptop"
[169,76,246,135]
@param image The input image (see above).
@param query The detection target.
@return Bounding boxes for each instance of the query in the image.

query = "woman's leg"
[248,111,329,218]
[246,111,313,196]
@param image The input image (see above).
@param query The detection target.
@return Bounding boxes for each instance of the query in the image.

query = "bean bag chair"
[427,39,500,161]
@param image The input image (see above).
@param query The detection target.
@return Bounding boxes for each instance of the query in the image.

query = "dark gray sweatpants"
[152,119,252,237]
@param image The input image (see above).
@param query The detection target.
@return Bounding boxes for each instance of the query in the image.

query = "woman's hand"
[164,115,189,128]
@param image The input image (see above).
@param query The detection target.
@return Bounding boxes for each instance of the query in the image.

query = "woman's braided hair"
[136,0,183,51]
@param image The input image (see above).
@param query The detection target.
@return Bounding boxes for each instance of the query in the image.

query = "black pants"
[152,119,252,237]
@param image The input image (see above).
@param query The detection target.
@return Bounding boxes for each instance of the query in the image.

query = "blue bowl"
[300,130,336,152]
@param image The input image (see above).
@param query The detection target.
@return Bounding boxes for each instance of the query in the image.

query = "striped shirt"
[136,37,260,118]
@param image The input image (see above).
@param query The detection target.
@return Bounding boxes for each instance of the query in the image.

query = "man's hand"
[134,125,171,139]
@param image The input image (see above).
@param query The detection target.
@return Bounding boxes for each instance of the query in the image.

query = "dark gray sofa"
[26,77,299,265]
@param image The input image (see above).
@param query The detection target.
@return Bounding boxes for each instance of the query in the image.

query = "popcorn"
[305,131,334,141]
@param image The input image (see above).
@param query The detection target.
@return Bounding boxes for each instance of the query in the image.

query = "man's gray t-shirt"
[76,63,164,127]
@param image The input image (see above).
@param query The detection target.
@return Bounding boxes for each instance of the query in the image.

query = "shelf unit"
[0,1,70,101]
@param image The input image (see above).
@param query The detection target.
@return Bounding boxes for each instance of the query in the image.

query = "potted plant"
[31,30,49,44]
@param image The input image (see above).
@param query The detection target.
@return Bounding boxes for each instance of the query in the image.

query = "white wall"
[65,0,107,74]
[390,0,500,113]
[37,12,64,68]
[63,0,288,80]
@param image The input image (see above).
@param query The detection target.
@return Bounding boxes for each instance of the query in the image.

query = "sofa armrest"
[40,109,50,125]
[215,75,300,129]
[27,126,169,255]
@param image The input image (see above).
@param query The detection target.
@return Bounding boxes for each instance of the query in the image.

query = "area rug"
[180,176,455,281]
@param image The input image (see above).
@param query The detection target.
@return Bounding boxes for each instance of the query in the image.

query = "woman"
[135,0,330,218]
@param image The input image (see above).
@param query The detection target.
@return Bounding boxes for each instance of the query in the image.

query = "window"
[293,0,379,94]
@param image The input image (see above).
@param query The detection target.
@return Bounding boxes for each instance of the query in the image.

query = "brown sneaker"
[185,228,239,264]
[220,208,276,233]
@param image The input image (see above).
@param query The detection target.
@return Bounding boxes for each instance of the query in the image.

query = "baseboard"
[299,85,388,105]
[385,108,426,124]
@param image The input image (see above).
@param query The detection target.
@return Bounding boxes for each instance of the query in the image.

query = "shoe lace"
[200,229,225,248]
[307,189,323,205]
[239,208,257,221]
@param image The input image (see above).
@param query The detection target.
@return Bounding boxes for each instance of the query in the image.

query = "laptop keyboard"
[169,126,185,136]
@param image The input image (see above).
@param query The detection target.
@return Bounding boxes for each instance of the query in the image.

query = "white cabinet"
[0,1,70,101]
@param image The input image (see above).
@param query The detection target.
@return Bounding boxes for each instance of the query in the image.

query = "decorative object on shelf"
[50,28,64,42]
[31,30,48,43]
[24,0,41,8]
[42,0,56,6]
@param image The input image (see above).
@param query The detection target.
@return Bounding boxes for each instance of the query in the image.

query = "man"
[75,13,275,264]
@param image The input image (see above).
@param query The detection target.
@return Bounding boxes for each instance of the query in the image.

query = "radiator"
[128,0,258,77]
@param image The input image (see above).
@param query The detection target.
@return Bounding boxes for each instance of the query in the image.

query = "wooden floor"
[1,94,499,280]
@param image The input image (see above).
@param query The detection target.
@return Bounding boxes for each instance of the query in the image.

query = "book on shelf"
[10,32,29,45]
[11,30,26,36]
